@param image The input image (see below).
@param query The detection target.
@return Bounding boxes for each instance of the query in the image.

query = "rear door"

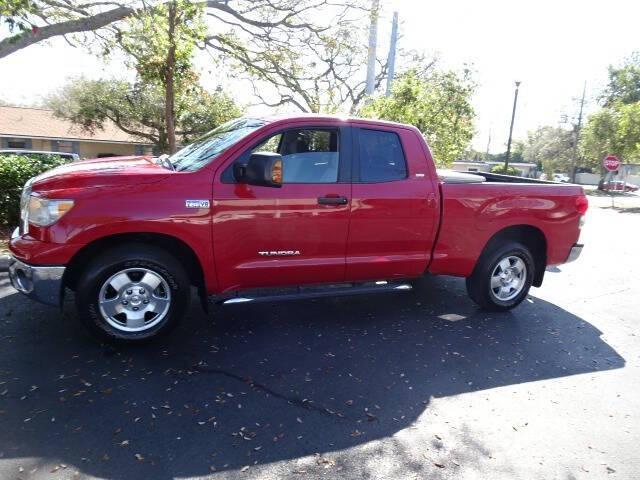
[345,125,439,281]
[212,123,353,291]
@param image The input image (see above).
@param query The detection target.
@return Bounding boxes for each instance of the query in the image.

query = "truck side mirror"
[234,152,283,188]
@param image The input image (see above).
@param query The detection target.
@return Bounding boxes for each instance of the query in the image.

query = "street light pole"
[504,81,521,171]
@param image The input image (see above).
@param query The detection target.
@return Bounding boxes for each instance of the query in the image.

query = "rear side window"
[358,129,407,182]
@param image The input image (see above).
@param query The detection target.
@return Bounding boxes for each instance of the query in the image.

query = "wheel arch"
[475,224,547,287]
[63,232,206,294]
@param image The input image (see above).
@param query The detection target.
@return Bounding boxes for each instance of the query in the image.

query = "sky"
[0,0,639,153]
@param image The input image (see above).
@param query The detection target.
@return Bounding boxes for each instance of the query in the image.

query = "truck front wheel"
[465,241,534,311]
[75,244,191,343]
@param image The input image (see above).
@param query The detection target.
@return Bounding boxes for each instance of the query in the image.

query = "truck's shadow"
[0,275,625,479]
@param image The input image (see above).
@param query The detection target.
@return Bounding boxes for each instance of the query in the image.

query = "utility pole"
[485,128,492,162]
[570,82,587,183]
[365,0,380,97]
[504,81,521,171]
[385,11,399,97]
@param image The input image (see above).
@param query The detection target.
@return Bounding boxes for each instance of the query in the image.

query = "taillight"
[575,195,588,215]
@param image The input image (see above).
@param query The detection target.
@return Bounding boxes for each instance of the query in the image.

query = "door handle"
[318,195,348,205]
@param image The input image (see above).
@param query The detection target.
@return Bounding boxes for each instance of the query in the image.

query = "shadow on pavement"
[0,274,625,479]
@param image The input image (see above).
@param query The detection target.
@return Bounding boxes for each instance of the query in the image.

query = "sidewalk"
[0,226,10,271]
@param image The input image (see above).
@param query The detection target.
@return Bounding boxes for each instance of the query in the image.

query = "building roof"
[0,106,151,144]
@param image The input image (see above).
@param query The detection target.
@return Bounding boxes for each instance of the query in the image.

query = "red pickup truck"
[8,115,588,343]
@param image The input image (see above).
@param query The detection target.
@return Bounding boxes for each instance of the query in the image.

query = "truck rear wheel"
[75,243,190,343]
[465,241,534,311]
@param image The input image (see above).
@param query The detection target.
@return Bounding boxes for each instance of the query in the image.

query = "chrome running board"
[219,281,412,305]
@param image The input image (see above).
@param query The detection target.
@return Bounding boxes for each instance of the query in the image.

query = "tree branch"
[0,5,133,59]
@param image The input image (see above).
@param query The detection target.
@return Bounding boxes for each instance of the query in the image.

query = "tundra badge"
[185,200,210,208]
[258,250,301,257]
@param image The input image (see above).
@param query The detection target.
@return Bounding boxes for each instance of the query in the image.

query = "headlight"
[27,196,74,227]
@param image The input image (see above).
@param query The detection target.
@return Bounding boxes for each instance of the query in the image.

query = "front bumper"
[8,256,65,307]
[565,243,583,263]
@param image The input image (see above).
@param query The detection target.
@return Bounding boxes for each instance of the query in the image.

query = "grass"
[585,188,632,197]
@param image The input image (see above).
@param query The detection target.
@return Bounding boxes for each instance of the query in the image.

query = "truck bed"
[429,176,584,279]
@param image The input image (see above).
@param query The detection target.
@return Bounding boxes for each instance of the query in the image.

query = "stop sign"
[603,155,620,172]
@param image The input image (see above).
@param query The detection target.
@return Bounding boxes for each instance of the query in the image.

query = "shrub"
[0,155,69,226]
[490,164,520,176]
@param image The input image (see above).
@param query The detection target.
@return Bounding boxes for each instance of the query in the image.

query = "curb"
[0,255,10,273]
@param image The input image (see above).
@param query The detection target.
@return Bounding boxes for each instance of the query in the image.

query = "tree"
[47,78,242,152]
[601,51,640,106]
[579,52,640,170]
[0,1,358,60]
[115,0,206,153]
[1,0,372,116]
[202,1,400,114]
[521,126,574,176]
[359,68,476,166]
[580,102,640,169]
[490,164,519,175]
[0,0,134,58]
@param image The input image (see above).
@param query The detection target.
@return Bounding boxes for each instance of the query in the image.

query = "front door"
[212,125,352,292]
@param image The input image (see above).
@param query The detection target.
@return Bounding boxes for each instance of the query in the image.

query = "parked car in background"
[553,173,570,183]
[8,115,588,343]
[600,180,639,192]
[0,149,79,162]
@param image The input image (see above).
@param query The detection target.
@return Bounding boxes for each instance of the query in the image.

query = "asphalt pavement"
[0,205,638,479]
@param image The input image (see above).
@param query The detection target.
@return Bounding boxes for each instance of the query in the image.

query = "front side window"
[250,128,340,183]
[170,118,266,172]
[358,129,407,182]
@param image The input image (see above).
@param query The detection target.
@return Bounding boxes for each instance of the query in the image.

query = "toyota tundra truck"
[8,115,588,343]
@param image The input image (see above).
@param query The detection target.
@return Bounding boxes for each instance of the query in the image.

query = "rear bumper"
[565,243,583,263]
[8,256,65,307]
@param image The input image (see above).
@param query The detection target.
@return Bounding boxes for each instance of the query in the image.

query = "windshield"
[169,118,266,172]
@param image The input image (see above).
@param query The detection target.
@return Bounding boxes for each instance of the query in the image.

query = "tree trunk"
[165,1,178,154]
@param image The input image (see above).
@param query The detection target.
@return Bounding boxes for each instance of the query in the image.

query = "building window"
[51,140,78,154]
[3,138,32,149]
[56,141,73,153]
[7,139,27,149]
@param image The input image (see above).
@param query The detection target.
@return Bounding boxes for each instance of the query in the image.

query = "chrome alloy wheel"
[98,268,171,332]
[490,255,527,301]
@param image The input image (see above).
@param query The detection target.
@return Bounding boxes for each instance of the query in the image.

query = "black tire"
[465,241,535,311]
[75,243,190,343]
